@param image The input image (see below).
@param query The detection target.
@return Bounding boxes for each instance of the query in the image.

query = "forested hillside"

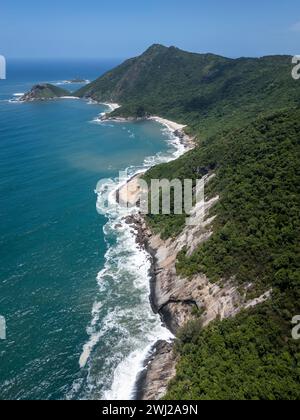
[163,110,300,400]
[76,44,300,139]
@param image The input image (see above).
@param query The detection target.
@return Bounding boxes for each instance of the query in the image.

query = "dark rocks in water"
[124,214,152,248]
[134,340,176,401]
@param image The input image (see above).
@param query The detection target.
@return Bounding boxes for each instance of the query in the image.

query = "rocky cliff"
[125,172,272,399]
[20,84,70,102]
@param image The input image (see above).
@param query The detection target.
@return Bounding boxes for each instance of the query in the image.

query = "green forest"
[77,45,300,400]
[146,110,300,400]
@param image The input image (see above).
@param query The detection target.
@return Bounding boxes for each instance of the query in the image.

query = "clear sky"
[1,0,300,59]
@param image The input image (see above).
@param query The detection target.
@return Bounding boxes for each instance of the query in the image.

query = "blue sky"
[1,0,300,59]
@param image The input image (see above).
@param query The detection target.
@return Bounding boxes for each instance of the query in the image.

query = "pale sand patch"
[148,116,187,132]
[117,116,194,208]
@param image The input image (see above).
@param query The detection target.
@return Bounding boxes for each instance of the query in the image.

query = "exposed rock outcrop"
[126,178,272,399]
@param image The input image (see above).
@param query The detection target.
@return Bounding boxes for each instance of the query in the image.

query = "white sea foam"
[59,96,80,100]
[103,326,172,400]
[7,93,25,103]
[101,103,121,112]
[77,210,173,400]
[71,119,188,401]
[8,98,23,104]
[54,80,90,86]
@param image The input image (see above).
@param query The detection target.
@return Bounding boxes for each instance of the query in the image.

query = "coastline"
[97,105,196,153]
[77,103,189,400]
[112,108,271,399]
[109,109,196,400]
[95,106,272,400]
[101,103,121,113]
[81,103,196,400]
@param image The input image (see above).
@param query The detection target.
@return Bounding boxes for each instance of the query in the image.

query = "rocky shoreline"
[115,114,254,399]
[124,214,178,400]
[115,119,197,400]
[124,205,210,399]
[107,108,272,399]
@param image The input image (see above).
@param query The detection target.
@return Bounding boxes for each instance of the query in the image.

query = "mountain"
[75,44,300,139]
[20,84,70,101]
[76,45,300,400]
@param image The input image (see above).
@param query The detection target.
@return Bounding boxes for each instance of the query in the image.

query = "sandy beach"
[148,116,187,132]
[101,103,121,112]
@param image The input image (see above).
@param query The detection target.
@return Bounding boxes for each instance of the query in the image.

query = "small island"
[20,84,70,102]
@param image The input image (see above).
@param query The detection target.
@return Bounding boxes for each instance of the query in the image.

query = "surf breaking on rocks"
[69,111,193,400]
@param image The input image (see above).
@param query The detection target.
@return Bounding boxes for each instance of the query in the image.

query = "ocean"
[0,59,183,400]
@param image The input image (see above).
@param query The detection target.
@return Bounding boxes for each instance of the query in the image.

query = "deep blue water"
[0,60,175,400]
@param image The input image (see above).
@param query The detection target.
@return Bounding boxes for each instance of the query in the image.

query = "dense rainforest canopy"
[77,45,300,400]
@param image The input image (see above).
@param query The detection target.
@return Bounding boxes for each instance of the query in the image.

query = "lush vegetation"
[176,111,300,289]
[77,45,300,399]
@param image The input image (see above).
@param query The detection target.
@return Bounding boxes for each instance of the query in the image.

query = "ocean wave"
[8,99,23,104]
[69,122,185,400]
[59,96,80,100]
[5,93,25,103]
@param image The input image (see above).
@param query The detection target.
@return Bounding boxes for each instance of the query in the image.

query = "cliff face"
[134,341,177,401]
[20,84,70,101]
[127,212,272,400]
[126,172,272,400]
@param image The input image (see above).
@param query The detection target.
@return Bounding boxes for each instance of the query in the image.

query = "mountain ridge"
[74,44,300,400]
[75,44,300,139]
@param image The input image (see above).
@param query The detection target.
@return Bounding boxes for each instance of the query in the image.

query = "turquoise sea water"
[0,60,178,400]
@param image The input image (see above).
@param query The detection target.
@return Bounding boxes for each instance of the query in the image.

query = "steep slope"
[75,44,230,105]
[75,45,300,399]
[139,109,300,400]
[20,84,70,101]
[76,44,300,139]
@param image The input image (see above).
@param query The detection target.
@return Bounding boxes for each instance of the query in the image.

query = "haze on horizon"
[1,0,300,60]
